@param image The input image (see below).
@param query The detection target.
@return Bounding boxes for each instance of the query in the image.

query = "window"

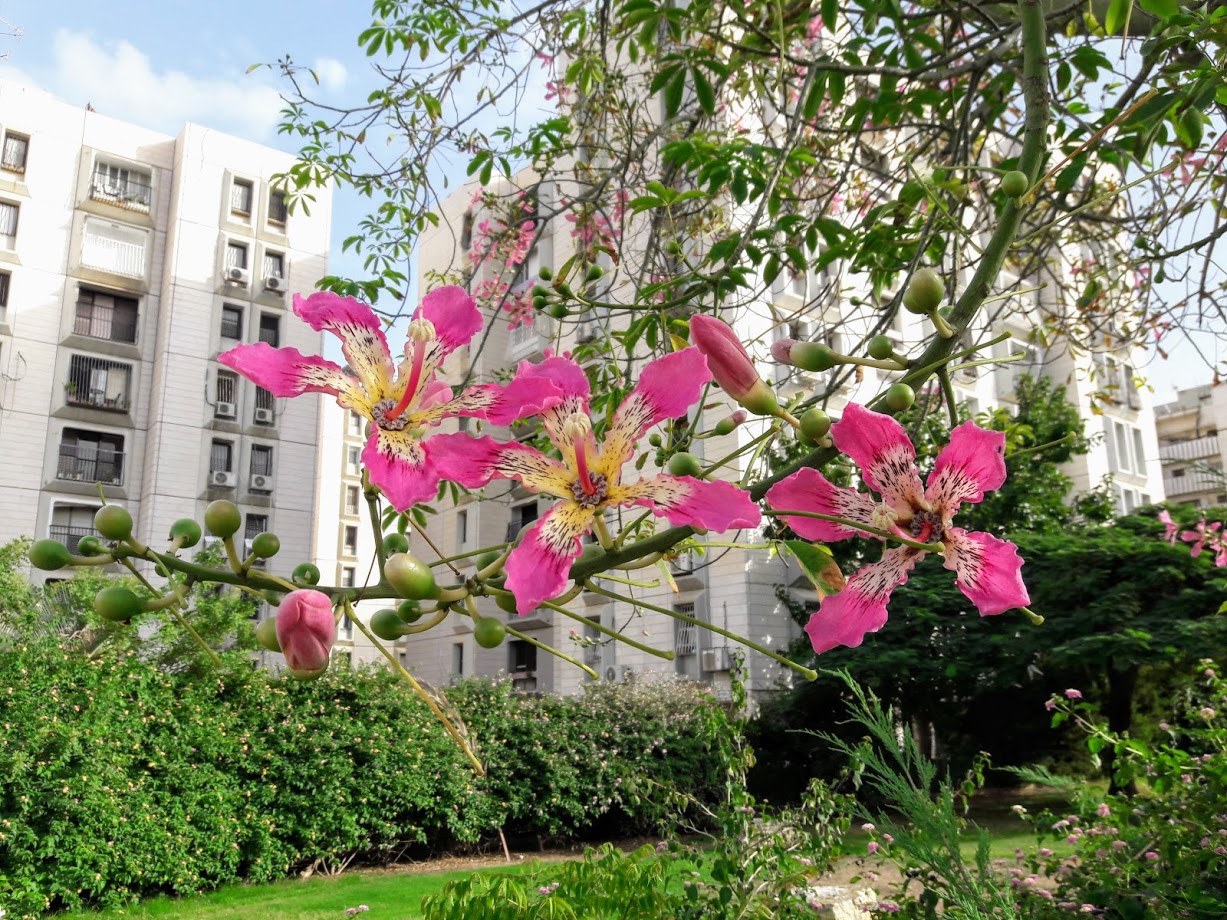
[344,485,360,516]
[268,190,288,226]
[220,305,243,340]
[250,445,274,477]
[254,387,275,423]
[506,501,540,542]
[452,642,465,676]
[230,179,254,217]
[343,525,358,556]
[215,371,238,416]
[92,163,152,211]
[1,132,28,173]
[226,242,249,271]
[674,602,698,657]
[1172,467,1186,479]
[0,200,18,249]
[1132,428,1146,475]
[341,566,356,588]
[57,428,124,485]
[460,211,474,250]
[210,440,233,473]
[49,505,101,554]
[338,615,353,641]
[80,217,147,278]
[245,514,269,542]
[347,411,364,436]
[262,251,285,280]
[74,289,138,344]
[457,508,472,552]
[346,446,361,476]
[509,640,537,674]
[66,355,131,411]
[258,314,280,347]
[0,270,8,313]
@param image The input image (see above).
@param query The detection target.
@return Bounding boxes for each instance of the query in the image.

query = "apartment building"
[1154,383,1227,509]
[0,80,332,582]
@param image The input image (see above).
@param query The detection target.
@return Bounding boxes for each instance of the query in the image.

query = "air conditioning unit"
[264,275,285,293]
[253,407,274,425]
[701,647,734,673]
[215,401,237,419]
[209,470,236,488]
[225,267,249,285]
[249,473,274,492]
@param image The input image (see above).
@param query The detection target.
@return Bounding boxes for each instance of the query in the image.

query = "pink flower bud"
[1096,803,1111,818]
[1064,688,1082,700]
[771,337,797,364]
[276,589,336,678]
[690,315,778,416]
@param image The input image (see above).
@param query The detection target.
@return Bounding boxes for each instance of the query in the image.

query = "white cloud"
[41,29,285,139]
[312,57,348,93]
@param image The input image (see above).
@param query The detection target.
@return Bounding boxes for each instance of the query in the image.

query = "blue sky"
[0,2,1210,399]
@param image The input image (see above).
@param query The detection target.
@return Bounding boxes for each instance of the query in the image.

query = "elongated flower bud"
[276,589,336,679]
[690,315,778,416]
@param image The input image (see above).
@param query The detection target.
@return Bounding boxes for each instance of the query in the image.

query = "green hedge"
[0,640,728,918]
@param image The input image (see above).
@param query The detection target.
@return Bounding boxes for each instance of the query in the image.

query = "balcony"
[57,442,125,486]
[1164,468,1224,498]
[90,169,152,213]
[73,308,138,345]
[81,217,147,280]
[1159,435,1219,463]
[507,315,552,360]
[49,524,98,554]
[66,355,132,413]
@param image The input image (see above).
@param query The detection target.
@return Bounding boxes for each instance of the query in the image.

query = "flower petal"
[430,433,574,498]
[765,467,881,543]
[293,291,394,397]
[940,527,1030,616]
[219,343,367,409]
[596,348,712,480]
[421,361,565,427]
[415,285,482,355]
[504,502,595,614]
[831,403,925,511]
[363,428,440,511]
[804,547,923,654]
[607,474,761,532]
[925,421,1007,515]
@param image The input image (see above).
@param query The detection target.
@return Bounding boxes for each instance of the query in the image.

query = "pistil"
[384,320,435,423]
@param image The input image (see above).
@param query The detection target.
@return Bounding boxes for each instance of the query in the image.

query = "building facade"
[1155,383,1227,509]
[0,81,332,583]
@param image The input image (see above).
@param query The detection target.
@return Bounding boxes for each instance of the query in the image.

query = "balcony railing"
[66,356,132,412]
[57,444,125,486]
[73,310,138,344]
[90,172,152,212]
[81,235,145,279]
[1164,468,1225,497]
[49,525,99,554]
[1159,435,1219,463]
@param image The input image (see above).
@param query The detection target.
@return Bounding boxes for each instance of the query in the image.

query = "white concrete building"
[1155,383,1227,509]
[0,81,332,581]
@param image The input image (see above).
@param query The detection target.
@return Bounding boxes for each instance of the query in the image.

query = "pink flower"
[1200,707,1216,720]
[433,351,761,613]
[765,404,1029,652]
[1045,698,1057,711]
[867,842,880,854]
[1181,519,1222,558]
[1097,803,1111,818]
[1158,509,1179,545]
[1065,688,1083,700]
[689,315,778,416]
[219,288,560,511]
[1144,851,1159,861]
[276,590,336,678]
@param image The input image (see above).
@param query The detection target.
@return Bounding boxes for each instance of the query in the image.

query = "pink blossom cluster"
[1160,510,1227,566]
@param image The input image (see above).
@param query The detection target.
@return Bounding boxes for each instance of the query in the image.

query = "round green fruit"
[495,592,519,614]
[791,342,837,373]
[397,599,424,623]
[29,539,71,571]
[585,263,605,282]
[537,266,553,281]
[255,617,282,652]
[474,550,501,571]
[384,553,438,600]
[76,536,108,558]
[799,408,832,442]
[382,532,410,556]
[648,433,662,447]
[94,505,133,542]
[903,269,945,315]
[371,608,407,641]
[867,335,895,361]
[250,532,281,558]
[94,586,143,622]
[204,500,242,538]
[169,518,202,548]
[547,302,570,319]
[1000,170,1029,199]
[666,451,703,478]
[884,383,916,412]
[292,563,321,586]
[473,616,507,649]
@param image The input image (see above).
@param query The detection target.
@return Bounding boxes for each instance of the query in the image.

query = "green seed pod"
[397,599,424,623]
[94,586,142,622]
[665,239,683,256]
[791,342,838,373]
[384,553,438,600]
[1000,170,1029,199]
[884,383,916,412]
[531,285,550,299]
[474,550,501,571]
[903,269,945,315]
[548,302,570,319]
[94,505,133,542]
[76,536,108,558]
[799,408,832,442]
[382,532,410,556]
[204,500,242,539]
[495,592,519,614]
[666,451,704,478]
[292,563,322,586]
[169,518,202,548]
[473,616,507,649]
[371,608,408,641]
[255,617,282,652]
[867,335,895,361]
[585,263,605,282]
[29,539,71,571]
[533,296,548,311]
[648,433,662,447]
[537,266,553,281]
[250,532,281,558]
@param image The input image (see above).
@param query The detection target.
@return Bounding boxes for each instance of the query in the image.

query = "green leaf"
[691,65,716,116]
[784,540,846,597]
[1137,0,1178,19]
[1104,0,1131,34]
[1055,153,1088,192]
[663,67,686,118]
[828,71,846,109]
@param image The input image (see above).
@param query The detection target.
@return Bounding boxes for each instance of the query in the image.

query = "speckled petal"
[925,421,1007,517]
[219,343,368,410]
[504,502,595,614]
[430,433,575,498]
[804,546,923,654]
[293,291,394,397]
[765,467,881,543]
[940,527,1030,617]
[415,285,483,355]
[830,403,925,512]
[362,428,440,511]
[606,474,761,532]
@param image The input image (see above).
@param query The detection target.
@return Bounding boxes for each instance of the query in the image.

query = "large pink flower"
[766,403,1030,654]
[432,350,762,613]
[219,287,560,510]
